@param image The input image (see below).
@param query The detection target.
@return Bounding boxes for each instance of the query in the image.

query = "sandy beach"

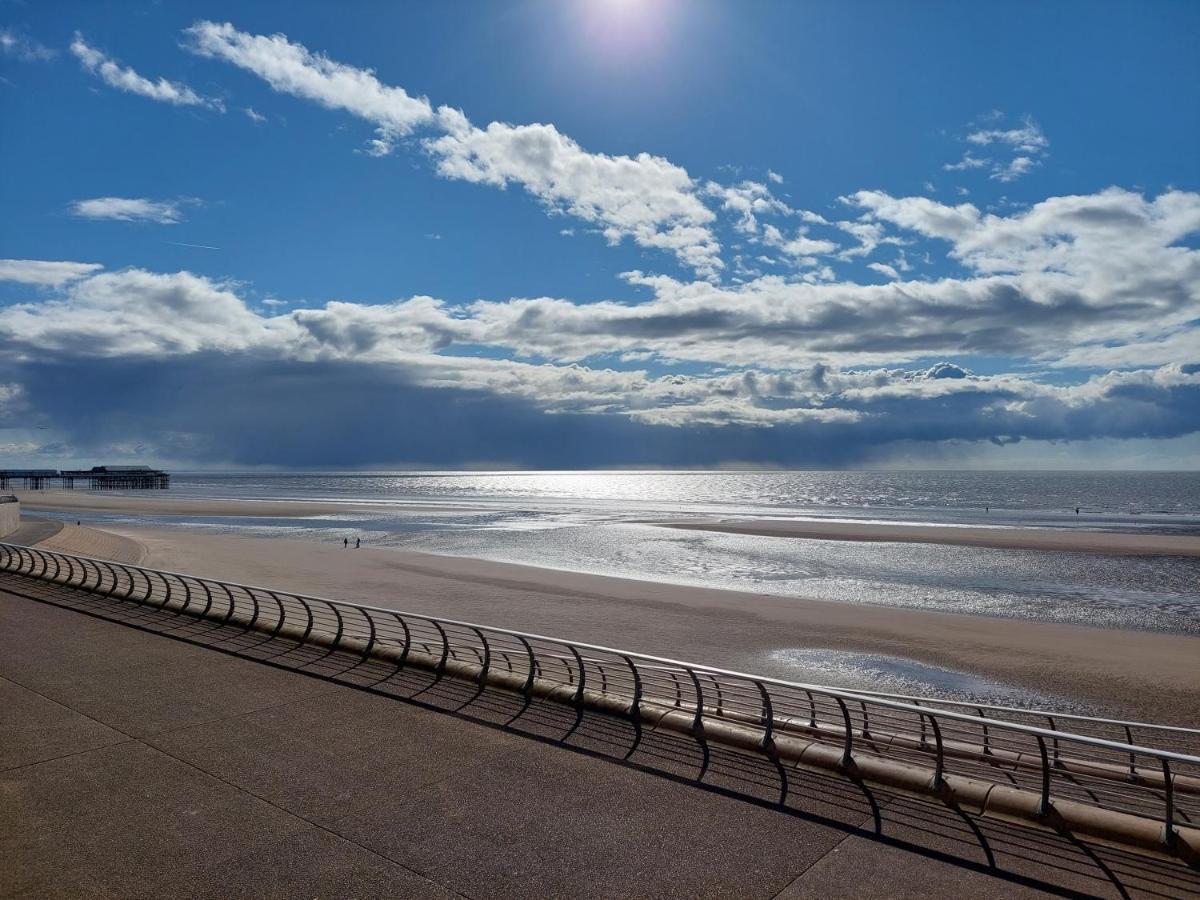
[19,488,1200,555]
[16,515,1200,727]
[10,489,477,519]
[655,518,1200,556]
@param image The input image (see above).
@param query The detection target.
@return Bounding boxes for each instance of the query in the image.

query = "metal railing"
[1,540,1197,853]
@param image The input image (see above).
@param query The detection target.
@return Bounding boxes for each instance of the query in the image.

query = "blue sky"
[1,0,1198,468]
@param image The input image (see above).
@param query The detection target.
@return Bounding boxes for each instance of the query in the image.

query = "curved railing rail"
[1,540,1197,856]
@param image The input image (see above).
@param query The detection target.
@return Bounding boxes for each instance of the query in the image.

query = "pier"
[0,465,169,491]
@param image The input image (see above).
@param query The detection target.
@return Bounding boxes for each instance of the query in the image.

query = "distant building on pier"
[0,466,170,490]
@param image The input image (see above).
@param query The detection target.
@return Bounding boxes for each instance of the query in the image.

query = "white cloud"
[69,197,186,224]
[184,21,431,151]
[766,170,784,184]
[943,152,988,172]
[867,262,900,280]
[967,118,1049,154]
[947,115,1048,182]
[185,21,723,276]
[70,33,222,110]
[0,259,104,287]
[0,27,55,62]
[426,117,723,276]
[3,253,1197,438]
[703,180,792,235]
[243,106,266,123]
[762,224,838,264]
[991,155,1037,182]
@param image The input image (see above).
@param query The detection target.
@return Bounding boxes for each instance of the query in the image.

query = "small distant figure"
[76,520,81,526]
[355,537,361,549]
[343,537,348,548]
[985,506,989,514]
[1075,507,1080,515]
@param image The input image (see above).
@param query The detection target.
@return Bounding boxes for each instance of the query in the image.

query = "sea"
[54,470,1200,642]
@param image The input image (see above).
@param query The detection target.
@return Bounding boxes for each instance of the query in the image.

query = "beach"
[14,492,1200,727]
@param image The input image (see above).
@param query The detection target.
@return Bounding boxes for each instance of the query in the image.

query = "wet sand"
[655,518,1200,556]
[27,520,1200,726]
[20,489,1199,555]
[12,489,478,519]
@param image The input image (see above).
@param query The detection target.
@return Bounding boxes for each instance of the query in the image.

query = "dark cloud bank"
[11,356,1199,468]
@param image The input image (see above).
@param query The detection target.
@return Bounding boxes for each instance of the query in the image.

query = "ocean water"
[49,470,1200,636]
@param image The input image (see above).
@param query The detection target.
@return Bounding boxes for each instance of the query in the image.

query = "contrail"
[164,240,221,251]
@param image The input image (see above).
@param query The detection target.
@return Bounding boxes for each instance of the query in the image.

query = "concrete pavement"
[2,572,1197,898]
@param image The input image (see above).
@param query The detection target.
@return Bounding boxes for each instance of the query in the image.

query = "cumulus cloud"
[70,33,223,110]
[428,116,723,276]
[702,180,792,235]
[2,185,1197,452]
[184,21,723,275]
[6,183,1198,375]
[69,196,186,224]
[0,259,104,287]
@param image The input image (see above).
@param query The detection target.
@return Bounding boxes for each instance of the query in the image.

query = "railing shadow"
[5,571,1198,900]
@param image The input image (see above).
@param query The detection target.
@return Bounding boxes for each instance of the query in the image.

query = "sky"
[1,0,1198,470]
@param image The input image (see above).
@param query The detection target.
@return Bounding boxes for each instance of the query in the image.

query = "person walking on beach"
[343,537,348,548]
[355,537,361,549]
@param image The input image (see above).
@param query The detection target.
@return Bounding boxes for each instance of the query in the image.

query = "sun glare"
[578,0,676,58]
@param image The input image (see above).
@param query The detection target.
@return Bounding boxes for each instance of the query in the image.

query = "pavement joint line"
[767,806,888,899]
[0,736,139,775]
[0,599,475,900]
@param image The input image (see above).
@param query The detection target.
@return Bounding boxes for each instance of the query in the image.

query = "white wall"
[0,499,19,538]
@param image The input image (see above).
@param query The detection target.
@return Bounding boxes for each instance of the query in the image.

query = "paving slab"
[0,589,339,737]
[0,738,453,899]
[0,676,128,771]
[331,743,863,899]
[147,685,523,827]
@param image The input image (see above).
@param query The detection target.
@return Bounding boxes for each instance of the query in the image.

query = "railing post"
[267,591,287,639]
[1046,716,1062,767]
[623,654,641,720]
[431,620,449,677]
[199,580,214,617]
[685,667,705,734]
[392,613,413,669]
[925,712,945,791]
[834,697,854,769]
[1035,735,1051,817]
[1161,759,1176,850]
[360,606,377,654]
[516,636,536,694]
[710,674,724,716]
[218,583,237,625]
[178,576,193,615]
[245,588,262,631]
[1124,725,1138,781]
[326,601,345,648]
[568,645,586,706]
[977,706,992,756]
[756,680,775,749]
[470,627,491,686]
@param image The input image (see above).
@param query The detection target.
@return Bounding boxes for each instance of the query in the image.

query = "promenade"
[3,570,1198,898]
